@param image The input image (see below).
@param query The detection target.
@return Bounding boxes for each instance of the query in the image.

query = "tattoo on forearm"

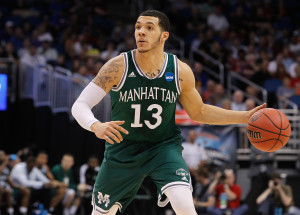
[179,78,183,82]
[93,58,122,91]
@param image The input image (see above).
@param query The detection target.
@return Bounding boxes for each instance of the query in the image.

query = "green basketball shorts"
[91,141,192,213]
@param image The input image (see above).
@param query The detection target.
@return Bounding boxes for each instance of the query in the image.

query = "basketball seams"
[279,112,290,130]
[267,140,282,152]
[248,108,291,152]
[251,138,283,144]
[267,110,283,151]
[260,111,282,130]
[247,123,290,138]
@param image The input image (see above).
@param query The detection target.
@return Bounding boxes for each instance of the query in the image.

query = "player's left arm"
[178,60,265,124]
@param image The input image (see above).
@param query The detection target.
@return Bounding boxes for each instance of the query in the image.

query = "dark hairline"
[136,16,165,32]
[138,10,170,32]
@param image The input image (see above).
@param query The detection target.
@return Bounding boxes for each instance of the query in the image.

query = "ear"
[161,31,169,42]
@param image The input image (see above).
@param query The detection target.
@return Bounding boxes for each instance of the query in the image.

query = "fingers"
[258,103,266,110]
[109,128,123,142]
[249,103,267,117]
[106,131,120,143]
[112,124,129,134]
[103,135,114,144]
[112,120,126,125]
[95,121,129,144]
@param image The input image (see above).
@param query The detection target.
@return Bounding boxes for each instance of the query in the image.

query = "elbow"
[71,103,77,119]
[71,101,81,119]
[256,198,262,205]
[189,108,204,123]
[208,197,215,207]
[284,198,292,207]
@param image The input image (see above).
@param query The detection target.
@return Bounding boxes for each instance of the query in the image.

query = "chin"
[137,47,150,53]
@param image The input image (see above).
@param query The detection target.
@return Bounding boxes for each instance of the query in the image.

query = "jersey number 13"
[131,104,162,129]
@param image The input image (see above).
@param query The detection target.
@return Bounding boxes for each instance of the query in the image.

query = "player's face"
[135,16,167,53]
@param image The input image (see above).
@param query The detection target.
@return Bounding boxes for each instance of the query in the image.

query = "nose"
[138,27,146,36]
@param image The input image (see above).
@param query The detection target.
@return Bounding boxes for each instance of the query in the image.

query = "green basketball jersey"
[109,50,182,145]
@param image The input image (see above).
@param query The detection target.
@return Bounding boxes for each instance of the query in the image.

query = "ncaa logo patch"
[165,72,174,82]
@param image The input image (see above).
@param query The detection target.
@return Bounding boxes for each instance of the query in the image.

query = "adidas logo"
[128,72,136,77]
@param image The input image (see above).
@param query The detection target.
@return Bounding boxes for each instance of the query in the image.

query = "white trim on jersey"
[112,53,128,92]
[131,50,168,80]
[174,55,181,95]
[158,53,168,78]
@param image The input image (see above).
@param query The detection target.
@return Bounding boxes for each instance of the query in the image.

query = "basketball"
[247,108,291,152]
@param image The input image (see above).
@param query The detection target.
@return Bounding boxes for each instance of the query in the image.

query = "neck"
[135,46,165,70]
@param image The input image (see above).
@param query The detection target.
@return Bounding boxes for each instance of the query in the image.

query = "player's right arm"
[72,55,128,144]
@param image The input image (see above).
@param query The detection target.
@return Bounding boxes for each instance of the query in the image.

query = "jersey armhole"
[112,53,128,92]
[174,55,182,95]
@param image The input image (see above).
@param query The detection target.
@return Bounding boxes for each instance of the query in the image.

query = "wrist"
[90,121,101,132]
[244,111,251,123]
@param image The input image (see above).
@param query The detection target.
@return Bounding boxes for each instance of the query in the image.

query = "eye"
[135,26,141,30]
[148,26,153,30]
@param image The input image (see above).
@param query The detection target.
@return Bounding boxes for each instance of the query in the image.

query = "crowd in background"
[1,144,300,215]
[181,130,300,215]
[1,0,300,109]
[0,149,99,215]
[1,0,300,215]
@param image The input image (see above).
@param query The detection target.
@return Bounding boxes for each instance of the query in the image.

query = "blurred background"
[1,0,300,214]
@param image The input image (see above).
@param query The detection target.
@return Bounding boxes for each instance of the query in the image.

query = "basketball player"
[72,10,265,215]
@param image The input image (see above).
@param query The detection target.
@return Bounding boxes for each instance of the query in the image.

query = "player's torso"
[109,50,181,145]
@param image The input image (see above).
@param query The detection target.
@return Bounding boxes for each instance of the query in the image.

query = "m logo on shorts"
[97,191,110,207]
[176,168,189,181]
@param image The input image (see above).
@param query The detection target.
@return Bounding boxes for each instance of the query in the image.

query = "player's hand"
[248,103,266,120]
[91,121,129,144]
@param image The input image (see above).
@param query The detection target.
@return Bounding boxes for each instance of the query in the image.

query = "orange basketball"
[247,108,291,152]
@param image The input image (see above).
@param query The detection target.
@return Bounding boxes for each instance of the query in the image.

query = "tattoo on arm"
[92,58,122,91]
[179,78,183,82]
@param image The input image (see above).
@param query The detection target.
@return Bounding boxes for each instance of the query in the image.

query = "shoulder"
[178,59,193,74]
[105,54,125,66]
[80,164,88,171]
[283,185,292,193]
[51,164,60,172]
[44,165,50,171]
[182,142,192,148]
[11,163,23,172]
[232,184,241,191]
[92,54,125,92]
[177,59,195,91]
[33,167,42,173]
